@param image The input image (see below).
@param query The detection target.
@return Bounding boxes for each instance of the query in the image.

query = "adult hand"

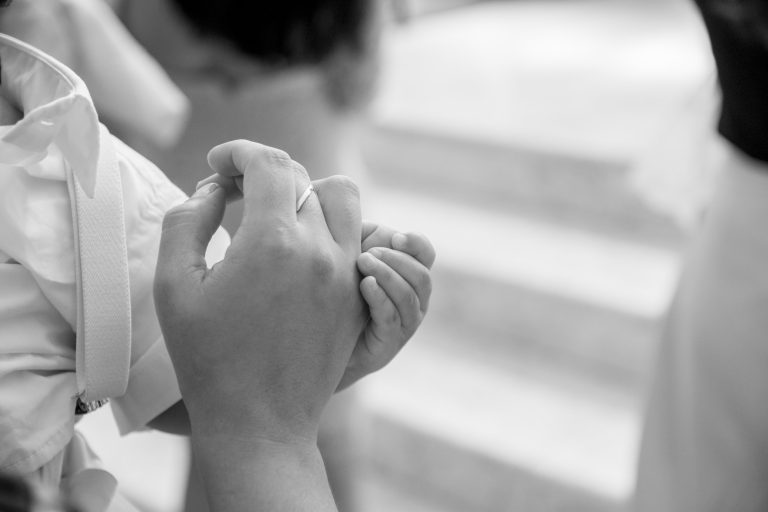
[154,140,365,511]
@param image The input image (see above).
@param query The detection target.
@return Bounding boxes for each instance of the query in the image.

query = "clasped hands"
[154,140,435,447]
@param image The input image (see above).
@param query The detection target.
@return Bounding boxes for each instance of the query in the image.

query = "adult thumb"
[156,183,227,290]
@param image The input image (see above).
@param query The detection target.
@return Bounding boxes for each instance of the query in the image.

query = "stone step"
[361,124,682,246]
[364,0,713,245]
[366,187,681,390]
[358,325,640,512]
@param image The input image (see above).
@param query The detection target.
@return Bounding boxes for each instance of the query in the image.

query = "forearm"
[191,432,338,512]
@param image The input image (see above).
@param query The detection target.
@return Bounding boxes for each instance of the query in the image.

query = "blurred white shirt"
[0,33,227,502]
[0,0,189,148]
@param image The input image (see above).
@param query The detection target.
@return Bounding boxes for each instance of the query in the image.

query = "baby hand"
[337,222,436,390]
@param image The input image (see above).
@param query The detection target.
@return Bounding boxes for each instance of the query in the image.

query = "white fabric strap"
[67,125,131,402]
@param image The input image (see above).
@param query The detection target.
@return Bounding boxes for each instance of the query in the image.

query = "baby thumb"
[155,183,226,291]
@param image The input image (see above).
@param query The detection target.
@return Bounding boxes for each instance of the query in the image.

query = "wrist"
[191,430,321,470]
[191,432,335,511]
[185,398,320,448]
[191,425,319,457]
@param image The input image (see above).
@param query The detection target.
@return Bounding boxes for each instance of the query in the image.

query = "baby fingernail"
[392,233,407,249]
[362,275,378,291]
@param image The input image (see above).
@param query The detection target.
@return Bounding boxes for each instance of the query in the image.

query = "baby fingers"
[357,251,423,328]
[391,232,436,269]
[360,275,400,329]
[366,247,432,314]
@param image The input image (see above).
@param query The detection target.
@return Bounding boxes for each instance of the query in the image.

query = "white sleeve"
[0,133,229,453]
[108,137,230,435]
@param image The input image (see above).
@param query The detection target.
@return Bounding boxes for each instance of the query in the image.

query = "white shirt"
[0,32,228,492]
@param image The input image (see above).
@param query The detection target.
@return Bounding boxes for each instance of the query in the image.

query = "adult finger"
[207,140,298,228]
[155,183,226,296]
[361,221,395,252]
[196,173,243,203]
[368,247,432,313]
[392,232,436,269]
[312,176,362,254]
[205,141,313,209]
[361,220,382,241]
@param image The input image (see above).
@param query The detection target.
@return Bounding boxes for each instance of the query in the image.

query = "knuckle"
[264,147,293,168]
[160,204,193,238]
[232,138,253,150]
[260,228,298,261]
[232,139,258,167]
[242,144,292,173]
[161,203,188,227]
[309,247,337,280]
[328,175,360,200]
[291,161,310,182]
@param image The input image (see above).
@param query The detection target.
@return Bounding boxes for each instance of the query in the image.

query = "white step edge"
[366,187,681,318]
[359,338,641,504]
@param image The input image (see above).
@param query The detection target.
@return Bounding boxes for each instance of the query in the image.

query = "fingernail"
[196,175,217,190]
[359,252,377,269]
[362,275,379,292]
[392,233,407,250]
[368,247,384,258]
[192,182,218,198]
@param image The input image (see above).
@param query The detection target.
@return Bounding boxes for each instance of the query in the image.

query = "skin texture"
[154,140,434,511]
[339,222,435,389]
[193,171,437,393]
[148,190,436,436]
[156,141,364,440]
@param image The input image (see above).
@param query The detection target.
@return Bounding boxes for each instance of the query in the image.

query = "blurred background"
[66,0,716,510]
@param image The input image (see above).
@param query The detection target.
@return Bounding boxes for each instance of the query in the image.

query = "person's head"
[170,0,380,109]
[171,0,375,67]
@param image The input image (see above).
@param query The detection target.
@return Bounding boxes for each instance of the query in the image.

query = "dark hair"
[0,473,33,512]
[709,0,768,45]
[170,0,374,67]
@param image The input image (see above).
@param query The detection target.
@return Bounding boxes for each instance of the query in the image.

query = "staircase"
[354,1,713,510]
